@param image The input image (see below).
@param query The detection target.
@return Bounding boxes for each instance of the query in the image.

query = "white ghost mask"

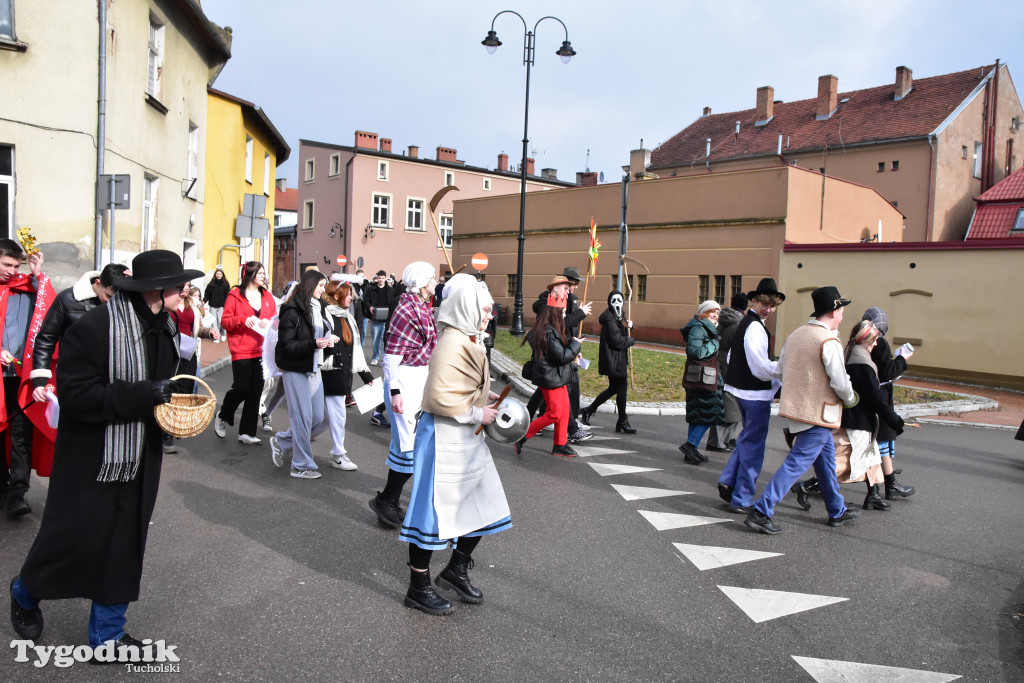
[610,293,624,319]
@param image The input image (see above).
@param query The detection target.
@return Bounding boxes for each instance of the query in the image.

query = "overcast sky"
[202,0,1024,186]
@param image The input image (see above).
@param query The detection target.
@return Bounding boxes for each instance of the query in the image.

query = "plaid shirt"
[384,293,437,366]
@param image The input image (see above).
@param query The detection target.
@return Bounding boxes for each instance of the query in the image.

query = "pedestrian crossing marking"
[673,543,783,571]
[637,510,731,530]
[791,656,961,682]
[718,586,848,623]
[587,463,661,477]
[573,445,638,458]
[611,484,692,501]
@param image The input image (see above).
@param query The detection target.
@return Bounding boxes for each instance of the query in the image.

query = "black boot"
[863,482,891,510]
[679,442,702,465]
[579,406,593,426]
[436,550,483,604]
[804,477,821,496]
[513,436,527,455]
[791,481,812,511]
[884,473,915,500]
[615,418,637,434]
[404,567,454,615]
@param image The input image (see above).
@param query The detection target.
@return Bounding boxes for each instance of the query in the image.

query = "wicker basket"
[154,374,216,438]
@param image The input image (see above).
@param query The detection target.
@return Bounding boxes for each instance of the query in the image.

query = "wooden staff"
[475,384,513,435]
[622,258,635,390]
[428,185,459,273]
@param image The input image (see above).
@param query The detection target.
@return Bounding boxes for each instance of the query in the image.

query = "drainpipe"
[925,134,936,241]
[93,0,107,269]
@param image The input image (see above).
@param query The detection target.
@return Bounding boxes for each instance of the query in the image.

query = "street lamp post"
[482,11,576,336]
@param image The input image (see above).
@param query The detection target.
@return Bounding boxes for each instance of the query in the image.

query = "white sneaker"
[370,358,379,366]
[238,434,262,445]
[331,454,357,471]
[290,468,322,480]
[269,436,286,468]
[260,413,273,432]
[214,415,227,438]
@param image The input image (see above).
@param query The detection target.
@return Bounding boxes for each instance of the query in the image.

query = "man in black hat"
[745,286,861,535]
[10,250,200,655]
[716,280,783,505]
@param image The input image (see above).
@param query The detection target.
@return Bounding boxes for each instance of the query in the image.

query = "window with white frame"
[406,198,424,230]
[1,0,17,40]
[303,199,314,230]
[438,213,453,249]
[371,193,390,227]
[0,144,13,240]
[305,158,314,181]
[444,171,454,187]
[244,136,253,184]
[186,122,199,199]
[142,175,158,250]
[330,154,340,176]
[147,17,164,100]
[973,141,983,179]
[1013,208,1024,232]
[263,153,270,195]
[378,160,389,181]
[482,177,491,191]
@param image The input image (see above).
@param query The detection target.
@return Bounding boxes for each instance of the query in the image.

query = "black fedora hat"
[746,277,786,302]
[561,266,583,282]
[113,250,204,292]
[810,286,852,317]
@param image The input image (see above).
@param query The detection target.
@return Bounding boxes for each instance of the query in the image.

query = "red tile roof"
[650,65,996,168]
[967,166,1024,239]
[976,165,1024,202]
[276,187,298,212]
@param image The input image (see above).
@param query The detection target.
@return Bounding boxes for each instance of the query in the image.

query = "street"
[2,365,1022,681]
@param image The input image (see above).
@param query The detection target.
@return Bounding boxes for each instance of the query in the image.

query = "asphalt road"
[2,366,1022,681]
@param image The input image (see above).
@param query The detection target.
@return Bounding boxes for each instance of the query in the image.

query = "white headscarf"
[402,261,435,290]
[437,273,493,341]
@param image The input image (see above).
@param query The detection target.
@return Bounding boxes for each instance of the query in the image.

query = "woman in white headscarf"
[368,262,440,528]
[398,274,508,616]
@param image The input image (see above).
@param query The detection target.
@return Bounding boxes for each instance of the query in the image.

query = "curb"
[490,349,1001,422]
[200,355,232,379]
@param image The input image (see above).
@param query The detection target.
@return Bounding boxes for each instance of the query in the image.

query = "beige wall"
[776,243,1024,389]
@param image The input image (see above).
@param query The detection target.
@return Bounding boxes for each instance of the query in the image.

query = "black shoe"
[727,439,738,449]
[707,444,732,453]
[436,550,483,604]
[88,633,145,665]
[727,505,751,514]
[678,442,702,465]
[615,419,637,434]
[6,496,31,519]
[567,428,593,444]
[892,468,902,475]
[827,508,863,527]
[783,427,796,450]
[804,477,821,496]
[369,492,405,528]
[552,444,578,457]
[717,483,734,504]
[884,474,915,500]
[513,436,527,455]
[10,577,43,640]
[791,482,812,511]
[405,568,454,616]
[744,509,781,535]
[578,407,593,426]
[863,484,891,511]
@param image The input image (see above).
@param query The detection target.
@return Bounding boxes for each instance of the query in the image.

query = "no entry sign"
[471,253,488,271]
[336,254,347,267]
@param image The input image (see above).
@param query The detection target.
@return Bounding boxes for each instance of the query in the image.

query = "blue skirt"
[383,378,414,474]
[399,413,512,551]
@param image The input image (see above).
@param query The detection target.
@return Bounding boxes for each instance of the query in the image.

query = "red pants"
[525,386,569,446]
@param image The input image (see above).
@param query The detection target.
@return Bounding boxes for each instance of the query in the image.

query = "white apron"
[393,364,429,452]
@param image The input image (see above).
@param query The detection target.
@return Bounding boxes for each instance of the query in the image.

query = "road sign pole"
[108,175,116,264]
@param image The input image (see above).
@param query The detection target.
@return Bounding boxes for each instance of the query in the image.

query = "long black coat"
[841,361,904,437]
[597,308,634,378]
[20,294,179,604]
[870,336,908,442]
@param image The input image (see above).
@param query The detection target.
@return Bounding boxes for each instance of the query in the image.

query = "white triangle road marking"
[587,462,660,477]
[673,543,783,571]
[637,510,731,531]
[791,656,961,682]
[611,484,692,501]
[573,445,638,458]
[718,586,848,623]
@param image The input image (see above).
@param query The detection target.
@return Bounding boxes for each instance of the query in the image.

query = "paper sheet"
[352,378,385,414]
[44,389,59,429]
[578,357,591,370]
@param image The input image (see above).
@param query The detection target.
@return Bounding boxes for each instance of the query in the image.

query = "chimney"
[755,86,774,125]
[702,106,712,117]
[355,130,378,149]
[275,178,287,192]
[408,145,418,159]
[497,153,508,171]
[816,74,838,120]
[380,137,392,153]
[578,172,598,187]
[894,65,913,101]
[629,146,651,179]
[436,146,457,163]
[541,168,558,180]
[525,158,535,176]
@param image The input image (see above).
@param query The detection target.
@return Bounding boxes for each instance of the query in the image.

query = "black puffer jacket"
[870,336,908,442]
[529,324,581,389]
[31,275,102,387]
[842,357,904,437]
[597,304,634,379]
[275,298,331,374]
[203,274,230,308]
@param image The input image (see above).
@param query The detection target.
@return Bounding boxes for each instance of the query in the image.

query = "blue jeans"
[718,398,771,507]
[687,423,711,447]
[370,320,387,362]
[754,425,847,519]
[12,577,128,647]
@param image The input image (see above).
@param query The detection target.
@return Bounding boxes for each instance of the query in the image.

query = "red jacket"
[223,287,277,360]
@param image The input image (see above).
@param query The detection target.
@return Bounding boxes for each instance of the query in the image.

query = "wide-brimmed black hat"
[746,277,785,302]
[561,266,583,282]
[810,286,851,317]
[113,250,204,292]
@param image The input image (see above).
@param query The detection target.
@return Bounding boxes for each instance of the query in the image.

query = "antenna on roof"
[585,148,590,173]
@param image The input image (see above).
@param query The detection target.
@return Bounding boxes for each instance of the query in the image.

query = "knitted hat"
[697,300,721,316]
[862,307,889,336]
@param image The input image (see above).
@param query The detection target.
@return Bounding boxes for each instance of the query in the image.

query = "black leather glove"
[152,379,173,405]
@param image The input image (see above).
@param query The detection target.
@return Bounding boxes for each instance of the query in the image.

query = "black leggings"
[587,376,628,419]
[409,535,482,571]
[220,358,264,437]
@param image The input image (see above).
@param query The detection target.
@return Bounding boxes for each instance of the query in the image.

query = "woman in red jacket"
[215,261,277,444]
